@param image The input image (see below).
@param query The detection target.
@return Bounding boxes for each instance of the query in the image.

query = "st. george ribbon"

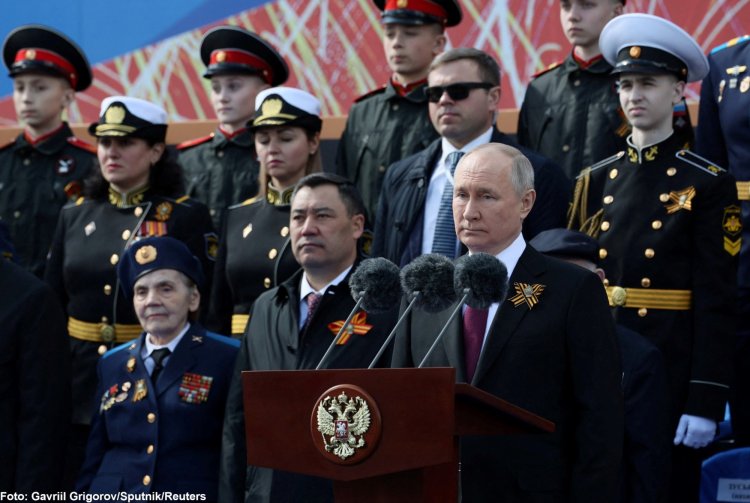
[417,253,509,368]
[367,253,458,368]
[315,257,402,370]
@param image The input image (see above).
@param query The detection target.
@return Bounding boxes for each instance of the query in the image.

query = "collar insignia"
[192,335,203,343]
[328,311,373,345]
[665,187,696,214]
[508,282,546,310]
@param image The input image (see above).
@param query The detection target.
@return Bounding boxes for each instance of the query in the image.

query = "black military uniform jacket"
[336,80,439,221]
[219,265,398,503]
[0,123,95,277]
[518,54,630,180]
[45,187,216,425]
[568,132,739,422]
[208,186,300,336]
[178,128,260,228]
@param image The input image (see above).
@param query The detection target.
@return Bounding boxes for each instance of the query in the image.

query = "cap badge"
[25,49,36,60]
[135,244,157,265]
[215,51,227,62]
[629,46,641,59]
[397,0,408,7]
[105,105,126,125]
[261,98,283,118]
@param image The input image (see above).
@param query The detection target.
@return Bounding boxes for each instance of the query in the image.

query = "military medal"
[126,356,136,372]
[665,187,696,214]
[179,373,213,404]
[100,384,119,412]
[56,155,75,175]
[115,391,128,403]
[122,381,132,392]
[154,202,173,222]
[327,312,373,345]
[741,76,750,93]
[132,379,148,402]
[508,282,546,310]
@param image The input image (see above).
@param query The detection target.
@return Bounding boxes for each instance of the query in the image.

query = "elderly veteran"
[76,236,239,497]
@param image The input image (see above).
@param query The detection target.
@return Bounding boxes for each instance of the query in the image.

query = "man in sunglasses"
[373,47,569,266]
[335,0,461,223]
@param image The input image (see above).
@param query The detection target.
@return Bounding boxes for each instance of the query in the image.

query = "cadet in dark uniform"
[335,0,461,221]
[518,0,628,180]
[77,236,239,497]
[178,26,288,229]
[208,87,322,336]
[219,173,398,503]
[696,35,750,447]
[567,14,739,502]
[0,24,96,277]
[44,96,216,489]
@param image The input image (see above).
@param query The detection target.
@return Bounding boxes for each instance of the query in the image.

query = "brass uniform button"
[101,316,109,323]
[280,226,289,237]
[134,207,143,217]
[122,229,131,240]
[603,195,614,205]
[599,248,608,259]
[378,165,387,173]
[268,248,278,260]
[110,254,119,265]
[217,150,225,158]
[210,209,216,217]
[562,144,570,152]
[610,286,627,307]
[392,103,399,111]
[603,278,610,286]
[263,277,272,288]
[609,169,618,180]
[573,80,581,87]
[146,445,154,455]
[659,193,670,203]
[23,158,31,166]
[600,221,610,232]
[638,308,648,317]
[147,412,156,423]
[143,475,151,486]
[666,167,677,176]
[644,248,655,258]
[103,284,112,295]
[652,220,662,230]
[98,345,107,355]
[13,210,21,218]
[641,278,652,288]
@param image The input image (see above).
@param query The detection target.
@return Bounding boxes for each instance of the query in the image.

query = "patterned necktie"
[150,348,171,383]
[302,292,323,331]
[432,151,464,257]
[463,306,488,382]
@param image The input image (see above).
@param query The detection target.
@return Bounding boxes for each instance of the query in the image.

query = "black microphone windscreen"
[454,253,509,309]
[401,253,457,313]
[349,257,402,313]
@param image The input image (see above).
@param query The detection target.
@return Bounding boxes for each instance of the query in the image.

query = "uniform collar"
[266,184,295,206]
[625,132,684,165]
[384,78,429,103]
[18,122,74,155]
[390,76,428,97]
[565,52,613,74]
[215,127,253,147]
[108,184,150,207]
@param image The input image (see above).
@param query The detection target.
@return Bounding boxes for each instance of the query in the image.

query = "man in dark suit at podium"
[391,143,623,502]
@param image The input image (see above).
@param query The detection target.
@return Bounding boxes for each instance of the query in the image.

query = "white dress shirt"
[141,322,190,375]
[298,265,353,330]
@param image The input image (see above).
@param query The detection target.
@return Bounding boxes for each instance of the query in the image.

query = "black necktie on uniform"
[150,348,171,383]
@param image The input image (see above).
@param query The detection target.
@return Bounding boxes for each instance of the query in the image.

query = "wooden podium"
[242,368,554,502]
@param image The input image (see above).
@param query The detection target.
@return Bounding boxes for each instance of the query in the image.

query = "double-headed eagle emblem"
[316,391,371,460]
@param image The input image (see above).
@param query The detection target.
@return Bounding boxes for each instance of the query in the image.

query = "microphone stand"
[315,293,365,370]
[367,292,420,369]
[417,289,469,368]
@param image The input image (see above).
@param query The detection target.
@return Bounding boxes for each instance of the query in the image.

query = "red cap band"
[14,48,78,89]
[384,0,447,20]
[209,49,274,84]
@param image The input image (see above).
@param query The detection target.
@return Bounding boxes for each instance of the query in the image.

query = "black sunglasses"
[425,82,494,103]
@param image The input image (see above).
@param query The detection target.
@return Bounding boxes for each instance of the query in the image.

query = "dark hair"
[255,126,322,198]
[430,47,501,86]
[83,142,185,199]
[292,172,366,218]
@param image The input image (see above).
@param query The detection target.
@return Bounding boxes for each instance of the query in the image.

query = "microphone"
[418,253,508,368]
[315,258,402,370]
[368,253,457,368]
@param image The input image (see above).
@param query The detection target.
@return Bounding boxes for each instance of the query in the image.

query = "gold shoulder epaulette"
[575,151,625,180]
[176,134,214,150]
[175,195,191,204]
[675,150,725,176]
[75,196,85,205]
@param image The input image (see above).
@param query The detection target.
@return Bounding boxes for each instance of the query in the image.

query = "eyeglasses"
[424,82,495,103]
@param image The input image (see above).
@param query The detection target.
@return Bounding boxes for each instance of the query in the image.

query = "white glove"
[673,414,716,448]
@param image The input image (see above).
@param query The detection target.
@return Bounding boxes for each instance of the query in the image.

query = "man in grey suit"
[391,143,623,502]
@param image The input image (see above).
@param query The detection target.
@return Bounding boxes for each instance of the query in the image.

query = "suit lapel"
[155,325,199,396]
[436,302,466,381]
[472,247,546,384]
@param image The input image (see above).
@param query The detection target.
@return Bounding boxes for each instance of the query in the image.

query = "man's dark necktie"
[432,150,464,258]
[302,292,322,331]
[150,348,171,383]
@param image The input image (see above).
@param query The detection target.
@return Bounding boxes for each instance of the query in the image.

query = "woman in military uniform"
[44,96,215,486]
[208,87,322,336]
